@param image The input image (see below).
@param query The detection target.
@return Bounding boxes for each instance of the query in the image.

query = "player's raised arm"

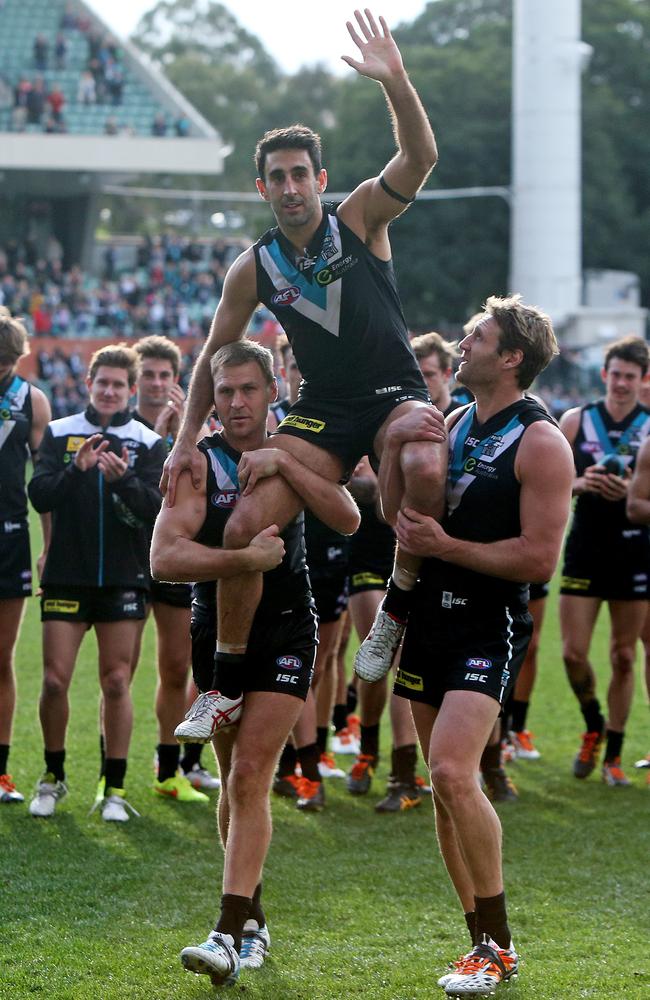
[339,8,437,241]
[161,250,259,503]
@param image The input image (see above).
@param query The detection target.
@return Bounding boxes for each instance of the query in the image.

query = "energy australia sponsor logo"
[271,286,301,306]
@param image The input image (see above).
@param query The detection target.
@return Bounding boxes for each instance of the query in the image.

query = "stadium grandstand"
[0,0,228,269]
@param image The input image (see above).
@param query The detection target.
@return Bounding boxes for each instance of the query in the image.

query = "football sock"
[480,741,501,774]
[0,744,9,775]
[360,723,380,760]
[346,682,358,716]
[249,882,266,929]
[297,742,321,783]
[581,698,605,735]
[216,893,251,953]
[44,749,65,782]
[180,742,202,773]
[391,743,417,785]
[511,699,529,733]
[277,742,297,778]
[604,728,624,762]
[332,703,348,733]
[212,650,244,699]
[316,726,328,755]
[475,892,511,951]
[156,743,180,782]
[465,910,477,946]
[382,578,412,622]
[99,734,106,778]
[104,757,127,791]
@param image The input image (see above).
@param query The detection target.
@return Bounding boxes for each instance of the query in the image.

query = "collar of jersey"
[85,404,132,428]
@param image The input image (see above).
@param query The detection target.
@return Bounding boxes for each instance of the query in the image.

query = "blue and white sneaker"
[180,930,240,986]
[239,919,271,970]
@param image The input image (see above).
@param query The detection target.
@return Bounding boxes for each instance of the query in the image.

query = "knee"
[223,511,255,550]
[228,757,265,805]
[429,756,467,804]
[611,646,635,675]
[562,645,587,677]
[42,668,69,700]
[100,668,130,701]
[401,441,445,489]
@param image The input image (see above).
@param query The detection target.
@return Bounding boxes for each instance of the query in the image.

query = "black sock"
[104,757,127,791]
[511,699,529,733]
[180,742,202,773]
[475,892,511,951]
[332,703,348,733]
[0,744,9,775]
[581,698,605,735]
[44,749,65,782]
[99,734,106,778]
[502,693,514,735]
[346,682,358,716]
[249,882,266,929]
[391,743,417,785]
[465,910,477,946]
[156,743,180,782]
[212,651,244,699]
[360,723,380,760]
[605,729,624,762]
[382,579,412,623]
[297,742,321,783]
[480,742,501,774]
[277,742,297,778]
[316,726,328,755]
[216,893,251,953]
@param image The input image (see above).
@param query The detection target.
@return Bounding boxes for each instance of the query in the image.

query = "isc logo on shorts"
[278,415,325,434]
[212,490,238,508]
[396,668,424,692]
[43,599,80,614]
[272,286,301,306]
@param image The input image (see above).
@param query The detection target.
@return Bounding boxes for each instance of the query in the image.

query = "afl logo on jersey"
[211,490,238,508]
[466,657,492,670]
[276,655,302,671]
[272,286,301,306]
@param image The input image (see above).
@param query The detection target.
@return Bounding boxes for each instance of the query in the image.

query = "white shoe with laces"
[181,930,240,985]
[354,602,405,682]
[239,920,271,970]
[175,691,243,744]
[443,937,518,996]
[29,774,68,817]
[89,787,140,823]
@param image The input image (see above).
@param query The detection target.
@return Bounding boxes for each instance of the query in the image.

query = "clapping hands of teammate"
[396,505,451,558]
[97,446,130,482]
[249,525,285,571]
[74,433,110,471]
[154,383,185,440]
[583,463,630,502]
[238,447,285,497]
[342,8,405,83]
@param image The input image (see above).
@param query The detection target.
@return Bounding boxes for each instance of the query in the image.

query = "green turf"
[2,522,649,999]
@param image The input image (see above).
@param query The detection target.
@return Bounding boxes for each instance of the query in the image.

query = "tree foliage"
[130,0,650,329]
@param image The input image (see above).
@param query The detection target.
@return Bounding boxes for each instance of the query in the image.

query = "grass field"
[2,522,650,999]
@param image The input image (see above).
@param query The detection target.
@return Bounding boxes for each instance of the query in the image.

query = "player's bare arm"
[626,436,650,524]
[338,8,437,253]
[29,385,52,577]
[151,469,284,583]
[396,422,574,583]
[161,250,259,503]
[237,446,361,535]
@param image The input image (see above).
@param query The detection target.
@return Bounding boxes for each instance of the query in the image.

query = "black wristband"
[379,173,415,205]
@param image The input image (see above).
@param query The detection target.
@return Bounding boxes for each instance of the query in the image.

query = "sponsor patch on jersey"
[43,599,80,614]
[396,667,424,692]
[65,436,86,453]
[466,657,492,670]
[276,655,302,671]
[211,490,239,508]
[278,414,325,434]
[271,285,301,307]
[561,575,591,591]
[351,571,385,588]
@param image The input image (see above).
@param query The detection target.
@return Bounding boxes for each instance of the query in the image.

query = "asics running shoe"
[346,753,377,795]
[90,787,140,822]
[634,752,650,769]
[330,727,360,755]
[354,602,405,682]
[510,729,541,760]
[295,777,325,812]
[181,930,240,986]
[573,730,603,779]
[0,774,24,803]
[154,774,209,802]
[29,774,67,817]
[175,690,243,743]
[601,757,631,787]
[443,937,519,996]
[482,767,518,804]
[375,781,422,813]
[240,920,271,970]
[272,773,301,799]
[318,752,345,778]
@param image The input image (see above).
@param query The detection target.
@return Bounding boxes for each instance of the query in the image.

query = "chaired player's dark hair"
[255,124,322,179]
[604,335,649,377]
[485,294,559,390]
[210,339,275,386]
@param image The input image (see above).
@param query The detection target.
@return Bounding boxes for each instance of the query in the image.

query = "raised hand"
[341,8,405,83]
[74,434,109,471]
